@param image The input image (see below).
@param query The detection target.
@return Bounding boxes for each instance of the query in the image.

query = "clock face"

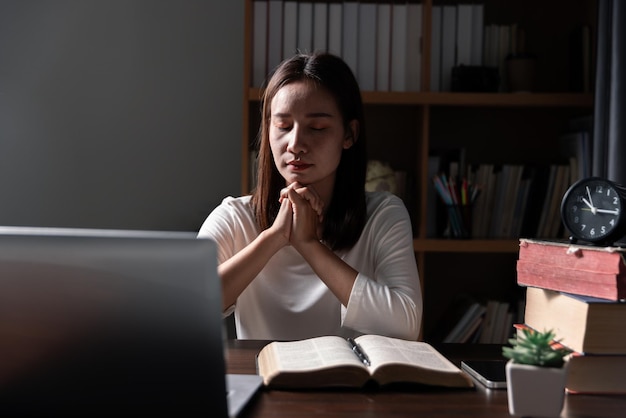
[561,178,624,243]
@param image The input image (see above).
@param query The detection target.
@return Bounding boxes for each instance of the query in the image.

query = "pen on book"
[347,338,371,367]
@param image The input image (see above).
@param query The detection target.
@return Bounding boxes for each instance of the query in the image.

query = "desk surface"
[226,340,626,418]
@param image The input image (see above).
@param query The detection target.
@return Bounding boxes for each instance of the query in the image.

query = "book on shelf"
[483,23,519,91]
[489,164,524,238]
[479,299,518,344]
[256,334,474,389]
[455,4,473,66]
[509,168,534,238]
[548,165,571,238]
[342,1,359,76]
[430,6,442,91]
[534,164,570,238]
[429,293,476,343]
[282,1,298,59]
[440,5,456,91]
[470,4,484,66]
[297,2,313,53]
[406,3,422,92]
[470,163,493,238]
[517,238,626,301]
[533,165,557,237]
[327,3,343,56]
[497,24,512,90]
[267,0,283,74]
[483,24,499,68]
[477,300,500,344]
[478,164,500,238]
[375,3,391,91]
[312,1,328,53]
[518,165,551,238]
[442,301,485,343]
[357,2,376,91]
[252,0,268,87]
[390,2,408,92]
[523,287,626,354]
[426,155,442,237]
[491,301,513,344]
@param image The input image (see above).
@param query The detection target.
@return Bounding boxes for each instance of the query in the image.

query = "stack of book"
[516,238,626,394]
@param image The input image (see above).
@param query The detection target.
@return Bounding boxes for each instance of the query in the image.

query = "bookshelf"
[241,0,596,341]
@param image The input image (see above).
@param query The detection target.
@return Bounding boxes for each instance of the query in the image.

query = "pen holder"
[444,204,472,238]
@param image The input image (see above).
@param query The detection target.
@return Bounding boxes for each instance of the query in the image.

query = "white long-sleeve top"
[198,191,422,340]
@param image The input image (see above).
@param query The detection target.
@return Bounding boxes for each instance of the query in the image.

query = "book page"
[269,336,365,371]
[356,335,460,373]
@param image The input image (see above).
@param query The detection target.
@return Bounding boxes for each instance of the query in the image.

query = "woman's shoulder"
[199,195,255,236]
[209,195,254,219]
[365,191,405,210]
[364,191,411,223]
[219,194,252,207]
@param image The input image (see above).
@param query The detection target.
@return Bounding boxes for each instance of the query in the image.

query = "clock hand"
[581,197,597,214]
[586,186,595,207]
[596,208,620,215]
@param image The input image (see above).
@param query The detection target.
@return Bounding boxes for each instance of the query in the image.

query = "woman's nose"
[286,126,306,154]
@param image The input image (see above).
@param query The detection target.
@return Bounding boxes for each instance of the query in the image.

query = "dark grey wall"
[0,0,243,231]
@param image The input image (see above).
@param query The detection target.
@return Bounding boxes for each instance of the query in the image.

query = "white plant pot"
[505,360,569,417]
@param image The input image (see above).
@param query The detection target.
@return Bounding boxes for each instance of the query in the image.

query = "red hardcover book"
[517,239,626,301]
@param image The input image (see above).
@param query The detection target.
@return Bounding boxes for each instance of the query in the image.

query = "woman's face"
[269,80,356,195]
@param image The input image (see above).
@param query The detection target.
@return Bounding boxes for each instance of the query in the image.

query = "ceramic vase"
[505,360,569,417]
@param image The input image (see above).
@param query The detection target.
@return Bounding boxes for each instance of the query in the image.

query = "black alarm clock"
[560,177,626,246]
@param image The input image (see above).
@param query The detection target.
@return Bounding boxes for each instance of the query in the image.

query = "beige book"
[257,334,474,389]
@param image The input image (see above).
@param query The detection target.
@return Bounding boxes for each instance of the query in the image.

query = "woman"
[198,52,422,340]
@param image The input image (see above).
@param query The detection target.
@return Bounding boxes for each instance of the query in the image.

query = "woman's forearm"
[294,239,357,307]
[218,228,285,310]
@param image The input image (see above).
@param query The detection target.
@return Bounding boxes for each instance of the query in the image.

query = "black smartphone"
[460,360,507,389]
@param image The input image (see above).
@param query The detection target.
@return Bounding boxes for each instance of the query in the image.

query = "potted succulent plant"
[502,328,573,417]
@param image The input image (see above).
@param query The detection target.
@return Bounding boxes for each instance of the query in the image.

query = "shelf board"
[249,89,593,108]
[413,238,521,253]
[361,92,594,107]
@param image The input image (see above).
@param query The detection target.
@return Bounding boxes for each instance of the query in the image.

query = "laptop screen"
[0,226,227,417]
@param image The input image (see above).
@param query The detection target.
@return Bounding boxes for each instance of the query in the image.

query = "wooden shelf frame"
[249,88,593,108]
[241,0,597,339]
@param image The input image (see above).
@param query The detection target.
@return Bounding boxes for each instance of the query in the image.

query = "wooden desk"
[226,340,626,418]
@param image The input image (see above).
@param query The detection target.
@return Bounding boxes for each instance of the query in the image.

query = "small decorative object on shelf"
[503,328,572,417]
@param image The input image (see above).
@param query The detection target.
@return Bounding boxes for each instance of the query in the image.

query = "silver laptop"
[0,226,261,417]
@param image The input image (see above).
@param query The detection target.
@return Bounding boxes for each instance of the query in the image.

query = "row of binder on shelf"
[252,1,422,91]
[252,1,494,92]
[252,2,592,94]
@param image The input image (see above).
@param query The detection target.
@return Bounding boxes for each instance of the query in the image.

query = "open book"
[256,334,474,389]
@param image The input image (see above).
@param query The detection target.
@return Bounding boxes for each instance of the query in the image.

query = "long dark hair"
[251,52,367,251]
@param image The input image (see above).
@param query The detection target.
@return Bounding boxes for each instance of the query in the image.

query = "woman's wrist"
[259,226,289,252]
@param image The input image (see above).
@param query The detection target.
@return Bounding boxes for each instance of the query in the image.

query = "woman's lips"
[288,161,312,171]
